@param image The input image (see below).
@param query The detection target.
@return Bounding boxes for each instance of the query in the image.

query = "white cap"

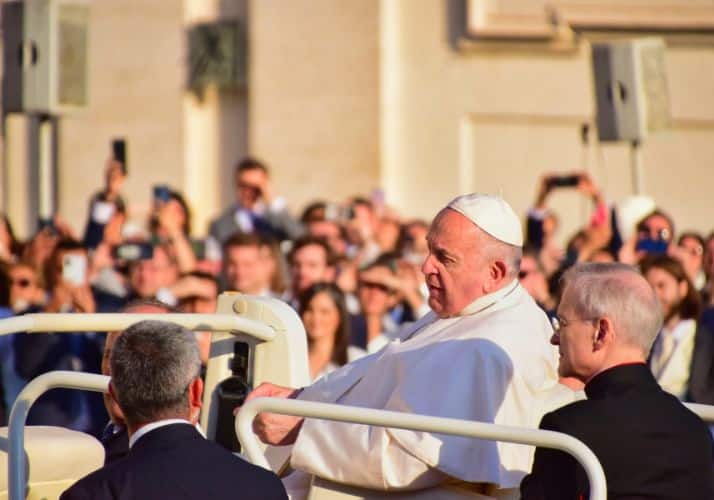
[446,193,523,247]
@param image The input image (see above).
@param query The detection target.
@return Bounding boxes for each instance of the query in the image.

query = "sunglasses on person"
[359,280,391,293]
[10,278,32,288]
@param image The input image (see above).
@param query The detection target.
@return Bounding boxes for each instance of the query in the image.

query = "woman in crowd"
[299,282,365,381]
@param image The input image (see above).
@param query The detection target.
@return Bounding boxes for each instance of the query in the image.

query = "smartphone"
[91,200,116,224]
[191,239,206,260]
[636,238,668,255]
[38,217,58,236]
[113,243,154,261]
[548,175,581,189]
[111,138,127,174]
[153,185,171,204]
[62,254,87,285]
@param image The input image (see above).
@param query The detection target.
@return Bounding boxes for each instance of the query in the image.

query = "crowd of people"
[0,155,713,498]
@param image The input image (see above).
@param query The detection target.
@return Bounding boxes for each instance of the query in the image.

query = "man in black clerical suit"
[521,262,714,500]
[61,320,286,500]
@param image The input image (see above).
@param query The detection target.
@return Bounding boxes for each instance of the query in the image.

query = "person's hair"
[640,254,701,320]
[561,262,663,354]
[169,190,192,236]
[636,209,675,241]
[235,156,268,176]
[222,231,263,255]
[350,197,374,215]
[0,264,10,307]
[677,231,705,249]
[179,271,219,300]
[122,298,177,313]
[298,282,350,366]
[289,235,336,267]
[300,201,328,224]
[110,320,201,427]
[45,238,86,290]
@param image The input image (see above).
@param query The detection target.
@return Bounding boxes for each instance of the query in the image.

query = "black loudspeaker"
[591,38,670,142]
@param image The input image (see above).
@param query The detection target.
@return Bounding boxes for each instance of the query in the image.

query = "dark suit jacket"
[100,423,129,465]
[61,423,287,500]
[521,363,714,500]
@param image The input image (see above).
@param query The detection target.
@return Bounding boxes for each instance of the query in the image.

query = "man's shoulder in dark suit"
[522,364,714,500]
[61,423,287,500]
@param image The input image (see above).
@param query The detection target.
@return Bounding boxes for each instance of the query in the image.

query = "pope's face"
[421,209,490,317]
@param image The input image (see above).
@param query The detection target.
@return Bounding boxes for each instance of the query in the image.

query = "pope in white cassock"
[246,194,577,499]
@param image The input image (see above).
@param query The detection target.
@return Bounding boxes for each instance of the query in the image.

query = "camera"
[113,243,154,261]
[153,185,171,203]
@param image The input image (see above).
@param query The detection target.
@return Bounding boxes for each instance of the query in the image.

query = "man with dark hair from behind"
[62,320,287,500]
[521,262,714,499]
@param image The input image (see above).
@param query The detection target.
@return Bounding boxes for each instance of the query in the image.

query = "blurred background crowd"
[0,154,713,439]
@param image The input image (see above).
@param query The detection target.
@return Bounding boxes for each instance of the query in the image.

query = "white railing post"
[7,371,110,500]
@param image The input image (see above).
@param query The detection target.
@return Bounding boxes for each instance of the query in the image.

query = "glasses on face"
[550,315,598,333]
[10,278,32,288]
[359,280,391,293]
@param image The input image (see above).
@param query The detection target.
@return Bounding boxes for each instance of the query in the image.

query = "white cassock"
[286,280,574,498]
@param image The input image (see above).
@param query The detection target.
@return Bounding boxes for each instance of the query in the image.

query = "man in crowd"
[14,239,106,435]
[208,157,303,248]
[640,254,714,403]
[62,320,287,500]
[285,235,336,308]
[521,262,714,499]
[221,232,274,296]
[246,194,571,497]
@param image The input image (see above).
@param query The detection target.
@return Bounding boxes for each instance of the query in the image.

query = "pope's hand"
[243,382,304,446]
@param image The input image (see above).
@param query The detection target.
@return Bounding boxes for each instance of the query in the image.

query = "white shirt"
[129,419,205,448]
[650,319,698,399]
[289,282,569,495]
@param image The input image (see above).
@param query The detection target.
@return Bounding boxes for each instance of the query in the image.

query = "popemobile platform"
[0,292,712,500]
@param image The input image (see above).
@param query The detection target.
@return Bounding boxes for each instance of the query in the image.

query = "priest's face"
[422,209,490,317]
[551,286,600,381]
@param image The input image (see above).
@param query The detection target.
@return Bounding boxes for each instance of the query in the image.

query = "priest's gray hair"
[561,263,663,355]
[111,320,201,427]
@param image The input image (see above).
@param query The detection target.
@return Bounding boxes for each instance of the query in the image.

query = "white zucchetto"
[446,193,523,247]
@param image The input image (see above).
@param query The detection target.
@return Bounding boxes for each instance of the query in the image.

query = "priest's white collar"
[456,278,520,317]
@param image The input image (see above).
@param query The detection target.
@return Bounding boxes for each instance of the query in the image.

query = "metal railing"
[685,403,714,424]
[0,313,275,341]
[236,397,608,500]
[7,371,110,500]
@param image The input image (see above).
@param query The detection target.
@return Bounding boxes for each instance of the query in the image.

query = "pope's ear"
[490,259,508,281]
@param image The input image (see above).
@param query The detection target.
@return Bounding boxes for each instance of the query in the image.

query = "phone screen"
[62,254,87,285]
